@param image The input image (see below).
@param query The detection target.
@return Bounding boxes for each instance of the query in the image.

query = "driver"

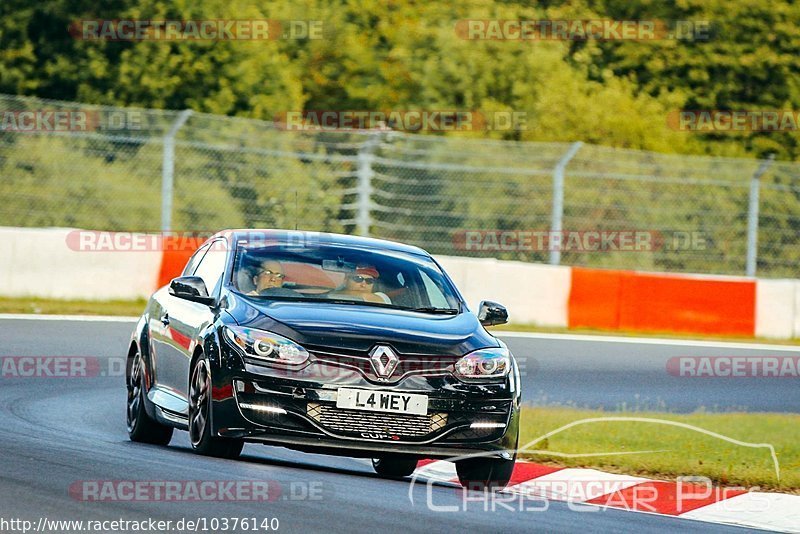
[247,260,298,296]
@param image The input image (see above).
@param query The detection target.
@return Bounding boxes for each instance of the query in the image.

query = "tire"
[188,357,244,459]
[455,456,516,491]
[371,455,419,478]
[127,348,174,446]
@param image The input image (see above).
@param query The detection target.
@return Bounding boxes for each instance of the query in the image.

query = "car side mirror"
[478,300,508,327]
[169,276,216,306]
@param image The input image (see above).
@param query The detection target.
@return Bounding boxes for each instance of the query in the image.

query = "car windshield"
[231,241,461,313]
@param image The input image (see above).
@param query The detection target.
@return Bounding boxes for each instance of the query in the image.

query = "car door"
[151,240,228,411]
[148,243,210,408]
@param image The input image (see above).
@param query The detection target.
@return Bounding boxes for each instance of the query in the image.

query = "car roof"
[215,229,431,257]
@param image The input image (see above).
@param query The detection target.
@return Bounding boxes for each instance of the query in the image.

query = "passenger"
[329,265,391,304]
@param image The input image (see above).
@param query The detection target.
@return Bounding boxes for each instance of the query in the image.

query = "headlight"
[454,347,511,381]
[223,326,309,366]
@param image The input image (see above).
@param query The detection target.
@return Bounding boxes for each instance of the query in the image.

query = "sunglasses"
[256,269,285,279]
[350,275,376,284]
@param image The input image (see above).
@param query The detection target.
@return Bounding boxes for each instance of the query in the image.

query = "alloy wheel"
[189,359,211,447]
[126,351,143,432]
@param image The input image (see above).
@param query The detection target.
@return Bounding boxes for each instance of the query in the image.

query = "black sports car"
[126,230,521,488]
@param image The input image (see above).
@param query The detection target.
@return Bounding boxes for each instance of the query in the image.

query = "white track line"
[0,313,138,322]
[1,314,798,351]
[495,330,800,352]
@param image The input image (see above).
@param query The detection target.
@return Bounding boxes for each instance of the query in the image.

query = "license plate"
[336,388,428,415]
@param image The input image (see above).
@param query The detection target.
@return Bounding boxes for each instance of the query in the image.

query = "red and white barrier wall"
[437,257,795,339]
[0,227,796,339]
[436,256,570,327]
[0,227,163,300]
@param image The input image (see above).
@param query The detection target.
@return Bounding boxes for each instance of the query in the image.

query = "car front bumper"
[209,345,521,459]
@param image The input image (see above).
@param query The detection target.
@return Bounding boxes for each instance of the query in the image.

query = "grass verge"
[0,297,145,317]
[518,406,800,492]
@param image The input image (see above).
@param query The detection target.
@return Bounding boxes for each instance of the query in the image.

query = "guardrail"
[2,227,797,339]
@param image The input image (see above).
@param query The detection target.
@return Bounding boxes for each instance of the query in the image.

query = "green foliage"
[3,0,798,158]
[0,134,245,231]
[3,0,800,277]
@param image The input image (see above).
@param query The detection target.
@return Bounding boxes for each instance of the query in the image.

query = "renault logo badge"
[370,345,399,379]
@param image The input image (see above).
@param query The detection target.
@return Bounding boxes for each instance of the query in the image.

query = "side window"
[192,241,228,296]
[182,243,211,276]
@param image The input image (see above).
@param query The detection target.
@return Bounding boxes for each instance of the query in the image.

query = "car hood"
[226,294,498,356]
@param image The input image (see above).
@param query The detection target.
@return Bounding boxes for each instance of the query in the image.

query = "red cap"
[355,265,379,278]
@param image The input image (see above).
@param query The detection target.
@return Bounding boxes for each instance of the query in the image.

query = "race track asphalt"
[0,317,783,533]
[501,332,800,413]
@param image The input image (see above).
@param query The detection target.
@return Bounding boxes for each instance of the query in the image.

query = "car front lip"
[218,430,517,460]
[228,379,512,444]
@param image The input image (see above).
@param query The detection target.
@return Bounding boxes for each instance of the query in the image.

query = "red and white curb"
[413,460,800,533]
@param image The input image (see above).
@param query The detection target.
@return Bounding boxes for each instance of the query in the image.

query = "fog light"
[470,422,506,429]
[239,403,287,414]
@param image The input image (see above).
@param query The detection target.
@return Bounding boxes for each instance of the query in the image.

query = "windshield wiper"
[408,307,459,314]
[242,293,459,314]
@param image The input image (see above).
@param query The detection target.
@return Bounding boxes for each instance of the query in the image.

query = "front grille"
[306,402,447,437]
[307,347,457,381]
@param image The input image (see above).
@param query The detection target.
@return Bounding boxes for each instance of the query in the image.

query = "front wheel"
[188,357,244,459]
[455,456,516,491]
[127,349,173,445]
[371,455,419,478]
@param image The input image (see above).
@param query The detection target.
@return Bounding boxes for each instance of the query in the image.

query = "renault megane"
[126,230,520,489]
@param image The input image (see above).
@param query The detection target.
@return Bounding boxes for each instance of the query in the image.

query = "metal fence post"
[356,131,381,237]
[161,109,193,233]
[549,141,583,265]
[745,154,775,277]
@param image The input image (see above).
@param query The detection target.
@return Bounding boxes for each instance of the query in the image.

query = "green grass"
[519,407,800,492]
[0,297,146,316]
